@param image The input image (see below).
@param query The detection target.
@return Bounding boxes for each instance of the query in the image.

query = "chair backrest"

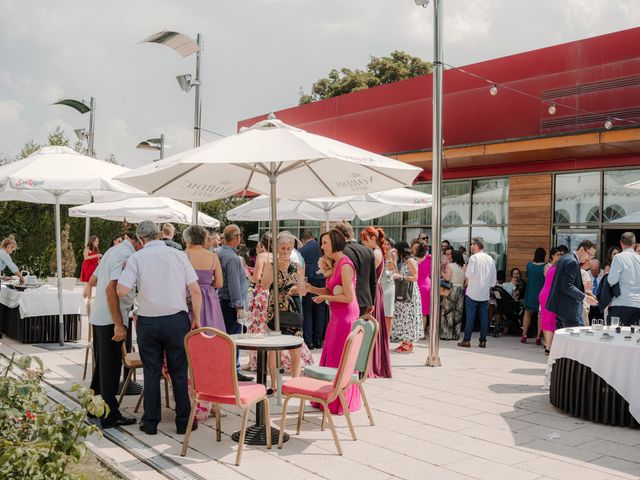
[184,327,239,404]
[331,325,364,396]
[353,316,378,374]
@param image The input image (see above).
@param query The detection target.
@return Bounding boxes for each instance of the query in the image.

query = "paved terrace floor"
[2,312,639,480]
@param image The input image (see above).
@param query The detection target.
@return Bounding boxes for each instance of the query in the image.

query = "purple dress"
[316,255,361,414]
[417,255,432,316]
[370,261,392,378]
[539,265,557,332]
[190,269,225,331]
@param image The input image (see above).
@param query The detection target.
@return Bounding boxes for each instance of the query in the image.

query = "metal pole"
[159,133,165,160]
[84,97,96,245]
[191,33,202,225]
[427,0,443,367]
[269,172,284,406]
[55,195,65,346]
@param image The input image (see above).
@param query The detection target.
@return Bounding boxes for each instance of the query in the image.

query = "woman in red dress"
[80,235,101,282]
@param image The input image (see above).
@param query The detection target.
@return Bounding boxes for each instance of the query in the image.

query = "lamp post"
[415,0,443,366]
[142,30,202,224]
[53,97,96,245]
[136,134,166,160]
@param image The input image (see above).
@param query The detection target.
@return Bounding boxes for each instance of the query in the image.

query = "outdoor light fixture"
[414,0,431,6]
[74,128,88,141]
[176,74,199,93]
[136,135,167,160]
[490,84,498,96]
[605,118,613,130]
[548,104,557,115]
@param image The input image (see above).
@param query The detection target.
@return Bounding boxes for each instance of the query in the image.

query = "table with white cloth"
[545,327,640,427]
[0,284,85,343]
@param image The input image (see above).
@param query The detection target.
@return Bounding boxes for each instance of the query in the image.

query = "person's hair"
[112,234,123,244]
[442,239,450,247]
[444,246,454,256]
[333,222,354,241]
[471,237,484,250]
[497,270,507,283]
[621,231,636,247]
[86,235,99,250]
[459,246,467,253]
[277,231,295,247]
[301,230,314,242]
[1,235,16,249]
[577,239,597,253]
[606,245,620,264]
[415,241,429,258]
[510,267,521,276]
[260,232,272,252]
[123,229,136,241]
[183,225,208,246]
[137,221,160,242]
[533,247,546,263]
[557,244,569,254]
[223,224,241,242]
[451,249,465,267]
[161,223,175,238]
[395,241,412,263]
[548,246,560,261]
[359,226,385,249]
[320,229,347,253]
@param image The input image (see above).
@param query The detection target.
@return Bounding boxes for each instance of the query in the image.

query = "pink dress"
[315,255,361,414]
[539,265,557,332]
[417,255,432,316]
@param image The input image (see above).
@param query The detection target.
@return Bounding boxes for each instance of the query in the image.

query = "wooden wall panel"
[507,174,553,274]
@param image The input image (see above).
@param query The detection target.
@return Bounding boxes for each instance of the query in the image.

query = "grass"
[68,447,124,480]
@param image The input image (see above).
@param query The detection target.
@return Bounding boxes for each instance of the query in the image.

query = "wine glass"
[236,309,253,336]
[610,316,620,329]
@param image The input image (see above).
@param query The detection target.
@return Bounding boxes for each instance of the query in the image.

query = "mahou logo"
[335,173,375,192]
[13,178,44,188]
[180,179,234,198]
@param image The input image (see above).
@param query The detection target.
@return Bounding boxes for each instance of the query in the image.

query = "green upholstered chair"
[303,315,378,426]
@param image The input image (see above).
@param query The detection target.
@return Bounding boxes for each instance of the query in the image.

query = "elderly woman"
[262,232,313,393]
[390,241,422,353]
[0,235,24,285]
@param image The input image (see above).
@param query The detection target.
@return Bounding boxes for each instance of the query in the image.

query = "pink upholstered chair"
[181,328,271,465]
[277,325,364,455]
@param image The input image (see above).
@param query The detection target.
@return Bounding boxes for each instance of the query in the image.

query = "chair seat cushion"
[304,365,358,382]
[282,376,334,400]
[124,353,142,368]
[199,381,266,406]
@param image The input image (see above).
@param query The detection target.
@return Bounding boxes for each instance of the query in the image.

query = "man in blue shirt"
[218,224,252,381]
[299,230,326,349]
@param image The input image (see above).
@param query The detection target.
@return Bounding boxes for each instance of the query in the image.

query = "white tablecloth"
[0,285,86,318]
[546,327,640,422]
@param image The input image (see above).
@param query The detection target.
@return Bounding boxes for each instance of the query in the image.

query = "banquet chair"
[82,298,95,381]
[118,344,171,412]
[181,327,271,465]
[278,325,364,455]
[303,315,378,426]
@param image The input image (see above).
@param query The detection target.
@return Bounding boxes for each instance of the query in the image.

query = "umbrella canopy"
[69,196,220,227]
[227,188,431,223]
[0,146,143,345]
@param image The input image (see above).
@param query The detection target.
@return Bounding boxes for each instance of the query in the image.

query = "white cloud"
[0,99,24,123]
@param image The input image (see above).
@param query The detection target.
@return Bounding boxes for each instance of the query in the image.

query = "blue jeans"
[463,296,489,342]
[220,298,241,371]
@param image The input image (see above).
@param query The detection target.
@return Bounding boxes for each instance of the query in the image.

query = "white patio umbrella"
[0,146,144,345]
[227,188,432,228]
[69,196,220,227]
[116,116,421,330]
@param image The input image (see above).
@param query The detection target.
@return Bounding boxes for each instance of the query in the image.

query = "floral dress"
[390,261,423,343]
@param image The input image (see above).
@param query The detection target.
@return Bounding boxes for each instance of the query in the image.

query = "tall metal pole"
[84,97,96,245]
[191,33,202,225]
[159,133,165,160]
[427,0,443,367]
[55,194,65,346]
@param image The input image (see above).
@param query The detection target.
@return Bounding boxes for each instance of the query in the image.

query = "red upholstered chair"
[277,325,364,455]
[181,328,271,465]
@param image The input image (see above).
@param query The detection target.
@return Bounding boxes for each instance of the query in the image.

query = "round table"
[230,333,303,445]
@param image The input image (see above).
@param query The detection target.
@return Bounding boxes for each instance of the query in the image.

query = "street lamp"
[52,97,96,245]
[414,0,443,366]
[136,135,167,160]
[141,30,203,224]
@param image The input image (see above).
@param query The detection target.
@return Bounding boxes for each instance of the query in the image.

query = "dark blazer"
[343,240,376,309]
[546,252,584,326]
[299,239,325,285]
[596,273,620,313]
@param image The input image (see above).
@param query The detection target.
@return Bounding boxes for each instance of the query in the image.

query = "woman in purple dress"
[306,229,361,414]
[360,226,392,378]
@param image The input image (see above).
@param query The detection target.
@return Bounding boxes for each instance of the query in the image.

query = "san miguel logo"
[335,173,376,192]
[12,178,45,188]
[180,179,235,198]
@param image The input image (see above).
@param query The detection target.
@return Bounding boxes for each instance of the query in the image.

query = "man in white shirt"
[458,237,497,348]
[607,232,640,326]
[117,221,202,436]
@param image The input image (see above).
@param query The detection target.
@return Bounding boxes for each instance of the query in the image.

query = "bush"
[0,354,108,480]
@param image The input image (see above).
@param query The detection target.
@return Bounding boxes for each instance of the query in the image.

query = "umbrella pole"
[55,195,65,346]
[269,173,284,406]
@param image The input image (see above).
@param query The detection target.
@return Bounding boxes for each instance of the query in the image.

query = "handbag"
[440,279,452,290]
[278,297,303,329]
[394,278,413,303]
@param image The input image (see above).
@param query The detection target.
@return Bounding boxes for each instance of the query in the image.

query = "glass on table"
[610,316,620,328]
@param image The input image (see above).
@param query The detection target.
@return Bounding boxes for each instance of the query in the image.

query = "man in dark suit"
[299,230,326,349]
[546,240,598,329]
[334,222,376,317]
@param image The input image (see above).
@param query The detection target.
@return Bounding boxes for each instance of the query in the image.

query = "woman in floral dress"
[390,241,422,353]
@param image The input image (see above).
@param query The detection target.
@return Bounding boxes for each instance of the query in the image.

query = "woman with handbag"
[263,232,313,393]
[440,248,466,340]
[390,241,422,353]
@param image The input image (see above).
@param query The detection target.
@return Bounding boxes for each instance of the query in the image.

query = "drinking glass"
[610,316,620,328]
[299,276,308,296]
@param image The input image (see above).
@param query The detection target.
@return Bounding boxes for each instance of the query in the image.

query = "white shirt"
[608,248,640,308]
[118,240,198,317]
[465,251,497,301]
[91,240,135,327]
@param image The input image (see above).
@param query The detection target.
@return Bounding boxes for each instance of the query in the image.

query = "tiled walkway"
[2,315,639,480]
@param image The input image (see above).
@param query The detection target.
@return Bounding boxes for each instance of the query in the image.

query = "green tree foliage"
[300,50,432,104]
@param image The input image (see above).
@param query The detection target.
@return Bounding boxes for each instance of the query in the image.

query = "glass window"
[472,179,508,225]
[404,183,432,226]
[442,181,470,225]
[554,172,600,224]
[604,169,640,224]
[383,227,402,244]
[555,229,599,254]
[443,226,469,250]
[472,226,507,271]
[404,227,430,244]
[374,211,403,227]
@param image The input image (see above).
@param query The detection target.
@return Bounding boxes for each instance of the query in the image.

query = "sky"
[1,0,639,168]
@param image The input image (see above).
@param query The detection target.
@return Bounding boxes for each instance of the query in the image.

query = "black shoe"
[118,380,143,396]
[479,341,487,348]
[139,422,158,435]
[314,342,323,349]
[102,415,137,429]
[237,372,254,382]
[177,421,198,435]
[305,342,314,350]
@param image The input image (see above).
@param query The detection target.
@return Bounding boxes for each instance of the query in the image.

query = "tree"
[47,126,69,147]
[50,223,77,277]
[300,50,432,104]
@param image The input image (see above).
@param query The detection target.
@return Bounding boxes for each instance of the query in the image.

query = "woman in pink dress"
[415,242,432,337]
[539,247,564,355]
[306,229,361,414]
